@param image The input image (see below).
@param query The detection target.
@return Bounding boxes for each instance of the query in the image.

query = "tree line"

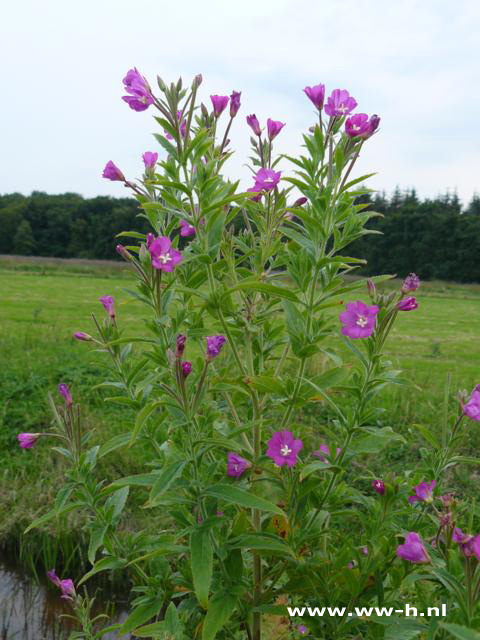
[0,189,479,282]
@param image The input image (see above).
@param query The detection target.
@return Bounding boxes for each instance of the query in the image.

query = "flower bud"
[372,479,385,495]
[116,244,131,261]
[74,332,92,341]
[17,433,41,449]
[58,383,73,407]
[402,273,420,293]
[367,279,376,299]
[230,91,241,118]
[293,197,308,207]
[176,334,186,357]
[157,75,166,91]
[181,361,192,378]
[193,74,203,89]
[146,233,155,249]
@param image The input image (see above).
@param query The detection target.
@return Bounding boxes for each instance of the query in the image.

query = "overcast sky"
[1,0,478,206]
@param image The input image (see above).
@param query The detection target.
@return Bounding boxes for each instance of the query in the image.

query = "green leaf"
[78,556,126,585]
[300,460,339,481]
[24,502,83,534]
[230,533,293,555]
[132,621,166,638]
[439,623,480,640]
[147,460,186,505]
[105,486,129,520]
[228,280,301,303]
[247,375,285,395]
[98,432,131,458]
[164,601,185,636]
[120,599,164,634]
[153,133,178,157]
[350,427,406,454]
[202,593,237,640]
[191,530,213,609]
[412,423,440,450]
[130,401,163,445]
[203,485,285,516]
[88,524,108,564]
[107,472,161,490]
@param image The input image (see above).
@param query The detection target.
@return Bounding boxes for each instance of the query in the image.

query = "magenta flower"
[179,219,196,237]
[47,570,75,600]
[304,83,325,110]
[402,273,420,293]
[227,452,251,478]
[396,533,430,564]
[266,430,303,468]
[230,91,241,118]
[206,335,226,360]
[362,546,369,555]
[267,118,285,141]
[345,113,371,138]
[148,236,183,272]
[453,529,480,559]
[339,300,379,339]
[142,151,158,169]
[298,625,308,636]
[73,332,91,341]
[246,114,261,136]
[176,334,186,357]
[102,161,125,182]
[99,295,115,319]
[372,479,385,495]
[313,444,341,462]
[17,433,41,449]
[58,383,73,407]
[324,89,357,117]
[252,168,281,191]
[122,68,153,112]
[210,94,229,117]
[408,480,436,504]
[464,387,480,421]
[181,361,192,378]
[397,296,418,311]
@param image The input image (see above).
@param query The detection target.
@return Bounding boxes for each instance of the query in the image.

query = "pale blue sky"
[1,0,478,205]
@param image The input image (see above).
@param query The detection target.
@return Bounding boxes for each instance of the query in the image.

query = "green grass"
[1,256,480,574]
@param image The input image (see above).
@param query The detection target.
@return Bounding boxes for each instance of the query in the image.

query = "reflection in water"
[0,560,130,639]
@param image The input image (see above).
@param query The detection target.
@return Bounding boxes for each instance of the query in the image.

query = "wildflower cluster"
[19,69,480,639]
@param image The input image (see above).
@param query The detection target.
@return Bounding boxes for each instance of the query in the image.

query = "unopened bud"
[293,197,308,207]
[116,244,131,261]
[74,332,92,342]
[157,75,166,91]
[367,279,376,299]
[181,361,192,378]
[193,74,203,89]
[176,334,186,357]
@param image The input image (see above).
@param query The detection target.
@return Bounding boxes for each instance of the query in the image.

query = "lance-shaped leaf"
[203,485,285,516]
[202,593,237,640]
[190,530,213,609]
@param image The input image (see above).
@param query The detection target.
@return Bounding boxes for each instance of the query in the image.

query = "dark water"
[0,559,130,640]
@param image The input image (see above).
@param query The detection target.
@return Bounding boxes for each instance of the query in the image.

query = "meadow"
[1,255,480,577]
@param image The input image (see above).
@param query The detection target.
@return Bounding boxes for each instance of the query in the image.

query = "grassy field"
[1,255,480,573]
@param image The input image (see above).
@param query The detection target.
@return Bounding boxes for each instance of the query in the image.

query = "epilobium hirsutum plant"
[21,71,480,639]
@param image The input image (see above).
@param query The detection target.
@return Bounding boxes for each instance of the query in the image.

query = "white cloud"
[0,0,478,204]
